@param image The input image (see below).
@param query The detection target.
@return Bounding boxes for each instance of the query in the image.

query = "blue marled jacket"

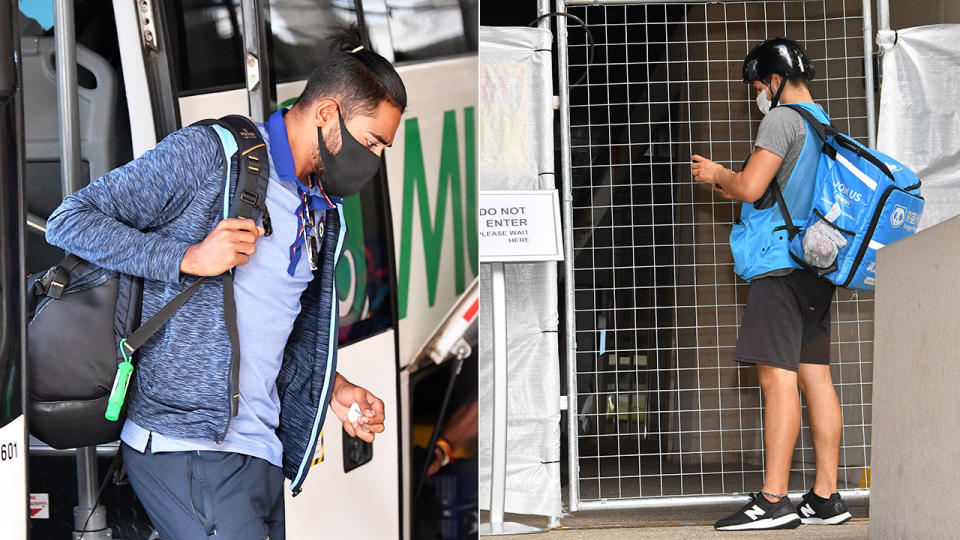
[46,125,344,494]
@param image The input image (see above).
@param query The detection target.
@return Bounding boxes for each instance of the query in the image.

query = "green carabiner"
[105,339,135,421]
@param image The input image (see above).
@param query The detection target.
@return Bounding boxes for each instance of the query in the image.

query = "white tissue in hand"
[348,402,362,424]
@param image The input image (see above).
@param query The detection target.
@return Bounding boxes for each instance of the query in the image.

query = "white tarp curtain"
[877,24,960,231]
[478,25,562,517]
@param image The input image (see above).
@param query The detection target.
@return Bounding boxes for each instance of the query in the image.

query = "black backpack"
[27,115,272,449]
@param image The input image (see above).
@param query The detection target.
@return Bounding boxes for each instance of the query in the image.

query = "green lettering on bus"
[397,108,477,319]
[464,107,477,277]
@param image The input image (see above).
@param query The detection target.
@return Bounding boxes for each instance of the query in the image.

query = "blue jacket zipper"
[290,204,346,495]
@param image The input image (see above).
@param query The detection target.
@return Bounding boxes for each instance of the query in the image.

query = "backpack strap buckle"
[258,201,272,237]
[39,266,69,299]
[240,189,259,206]
[774,224,802,241]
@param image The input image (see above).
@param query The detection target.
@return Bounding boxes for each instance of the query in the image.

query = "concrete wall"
[870,214,960,539]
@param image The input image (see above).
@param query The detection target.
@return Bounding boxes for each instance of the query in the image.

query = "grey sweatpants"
[122,442,286,539]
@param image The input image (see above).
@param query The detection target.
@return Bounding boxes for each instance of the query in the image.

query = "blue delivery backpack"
[769,104,924,291]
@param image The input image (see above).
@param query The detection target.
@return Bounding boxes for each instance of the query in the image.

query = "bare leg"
[756,364,801,501]
[797,363,842,498]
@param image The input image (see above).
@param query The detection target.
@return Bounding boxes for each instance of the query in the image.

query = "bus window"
[163,1,245,95]
[18,0,132,273]
[164,0,359,96]
[271,1,355,84]
[356,0,478,64]
[336,175,395,346]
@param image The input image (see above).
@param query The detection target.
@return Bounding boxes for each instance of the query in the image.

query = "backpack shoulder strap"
[182,115,272,418]
[191,115,273,236]
[761,103,840,241]
[779,103,837,154]
[781,103,896,182]
[770,181,800,241]
[107,117,276,422]
[35,253,85,299]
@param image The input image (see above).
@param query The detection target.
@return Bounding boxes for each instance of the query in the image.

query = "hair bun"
[328,24,365,55]
[293,23,406,116]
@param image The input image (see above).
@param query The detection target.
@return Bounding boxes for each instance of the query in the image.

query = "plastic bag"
[802,204,848,269]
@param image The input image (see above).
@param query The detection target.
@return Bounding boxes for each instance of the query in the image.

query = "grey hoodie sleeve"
[45,126,219,283]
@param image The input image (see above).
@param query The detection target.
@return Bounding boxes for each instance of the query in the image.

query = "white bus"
[2,0,477,538]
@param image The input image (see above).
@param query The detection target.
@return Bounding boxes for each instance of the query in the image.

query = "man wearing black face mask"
[45,26,406,539]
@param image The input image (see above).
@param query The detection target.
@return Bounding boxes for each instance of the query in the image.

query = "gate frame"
[557,0,881,513]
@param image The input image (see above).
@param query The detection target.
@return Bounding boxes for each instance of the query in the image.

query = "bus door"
[0,2,29,537]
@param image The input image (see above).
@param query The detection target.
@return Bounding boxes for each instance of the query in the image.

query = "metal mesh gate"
[557,0,876,510]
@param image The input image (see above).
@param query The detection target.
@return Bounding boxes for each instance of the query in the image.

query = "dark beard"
[310,146,328,190]
[313,124,341,195]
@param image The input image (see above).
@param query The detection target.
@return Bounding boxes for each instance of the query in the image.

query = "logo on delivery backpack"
[832,177,862,206]
[891,205,906,228]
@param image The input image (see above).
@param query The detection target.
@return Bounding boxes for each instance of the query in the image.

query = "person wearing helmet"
[690,38,852,530]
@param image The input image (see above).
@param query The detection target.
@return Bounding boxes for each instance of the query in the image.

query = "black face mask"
[316,108,381,198]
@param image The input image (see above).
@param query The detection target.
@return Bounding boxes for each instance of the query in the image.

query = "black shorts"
[733,269,835,372]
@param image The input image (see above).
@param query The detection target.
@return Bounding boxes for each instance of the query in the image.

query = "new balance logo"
[744,505,766,520]
[800,503,816,517]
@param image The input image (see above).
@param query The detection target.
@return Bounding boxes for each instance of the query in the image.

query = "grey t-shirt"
[749,104,816,278]
[754,105,809,190]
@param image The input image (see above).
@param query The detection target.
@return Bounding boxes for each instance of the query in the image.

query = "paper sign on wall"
[479,190,564,263]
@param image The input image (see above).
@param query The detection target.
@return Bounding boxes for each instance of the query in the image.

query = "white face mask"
[756,86,772,115]
[755,79,782,115]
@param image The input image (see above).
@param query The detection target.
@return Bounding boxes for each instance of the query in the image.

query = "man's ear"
[771,74,784,93]
[312,99,340,129]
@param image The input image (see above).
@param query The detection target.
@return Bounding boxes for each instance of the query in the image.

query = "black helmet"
[742,38,815,84]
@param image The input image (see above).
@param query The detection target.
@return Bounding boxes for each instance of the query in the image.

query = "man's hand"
[690,154,726,188]
[180,218,266,276]
[330,374,385,443]
[692,149,783,203]
[691,155,741,200]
